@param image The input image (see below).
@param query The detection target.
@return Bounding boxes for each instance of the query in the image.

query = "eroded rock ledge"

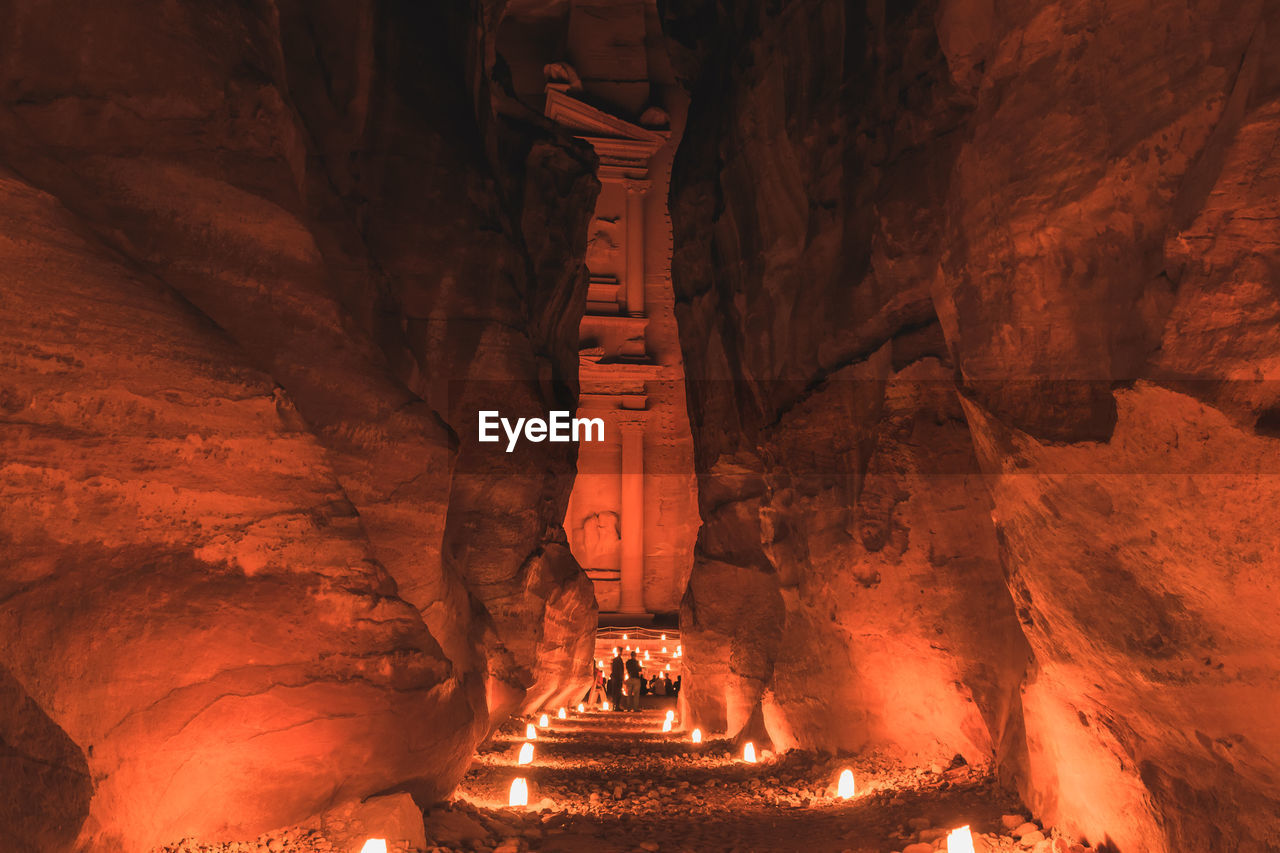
[664,2,1280,851]
[0,1,597,849]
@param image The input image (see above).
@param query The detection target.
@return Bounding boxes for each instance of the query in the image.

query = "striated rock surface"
[936,2,1280,850]
[665,0,1029,768]
[665,0,1280,851]
[0,170,477,850]
[0,1,597,849]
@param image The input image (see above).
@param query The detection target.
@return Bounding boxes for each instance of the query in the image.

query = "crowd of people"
[590,649,681,711]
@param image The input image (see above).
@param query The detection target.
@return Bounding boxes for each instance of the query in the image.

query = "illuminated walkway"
[439,704,1031,853]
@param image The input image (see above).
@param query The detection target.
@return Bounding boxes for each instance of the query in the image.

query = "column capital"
[616,414,648,433]
[623,178,651,195]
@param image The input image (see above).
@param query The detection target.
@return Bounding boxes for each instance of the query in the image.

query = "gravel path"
[158,704,1095,853]
[439,705,1085,853]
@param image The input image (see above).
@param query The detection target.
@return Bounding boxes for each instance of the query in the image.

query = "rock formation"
[0,1,597,849]
[664,1,1280,851]
[4,0,1280,851]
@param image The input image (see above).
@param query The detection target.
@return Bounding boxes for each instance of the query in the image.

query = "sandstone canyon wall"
[664,1,1280,851]
[0,2,597,850]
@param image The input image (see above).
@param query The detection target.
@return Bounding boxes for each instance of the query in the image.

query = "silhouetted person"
[625,651,643,711]
[609,652,624,710]
[592,665,605,706]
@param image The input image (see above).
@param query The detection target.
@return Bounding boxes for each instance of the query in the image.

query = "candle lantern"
[836,769,855,799]
[946,826,976,853]
[509,778,529,807]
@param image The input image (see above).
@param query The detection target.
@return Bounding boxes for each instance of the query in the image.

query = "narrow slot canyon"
[2,2,1280,853]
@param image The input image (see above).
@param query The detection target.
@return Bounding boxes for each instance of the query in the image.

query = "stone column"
[624,179,649,315]
[619,419,645,614]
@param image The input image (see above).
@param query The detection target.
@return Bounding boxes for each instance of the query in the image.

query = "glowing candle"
[517,742,534,765]
[577,703,585,713]
[612,647,619,656]
[625,645,631,652]
[661,646,668,653]
[525,723,537,740]
[602,700,610,711]
[662,718,673,732]
[665,709,675,723]
[623,634,628,640]
[359,841,388,853]
[742,742,756,763]
[509,778,528,807]
[557,707,567,719]
[538,713,549,728]
[644,650,650,660]
[598,659,604,668]
[665,664,671,671]
[947,826,976,853]
[691,728,702,744]
[837,769,855,799]
[660,633,667,640]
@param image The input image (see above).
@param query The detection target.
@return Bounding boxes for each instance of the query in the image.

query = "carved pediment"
[544,85,667,165]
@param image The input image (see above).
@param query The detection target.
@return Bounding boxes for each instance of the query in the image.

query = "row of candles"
[502,705,980,853]
[599,632,682,672]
